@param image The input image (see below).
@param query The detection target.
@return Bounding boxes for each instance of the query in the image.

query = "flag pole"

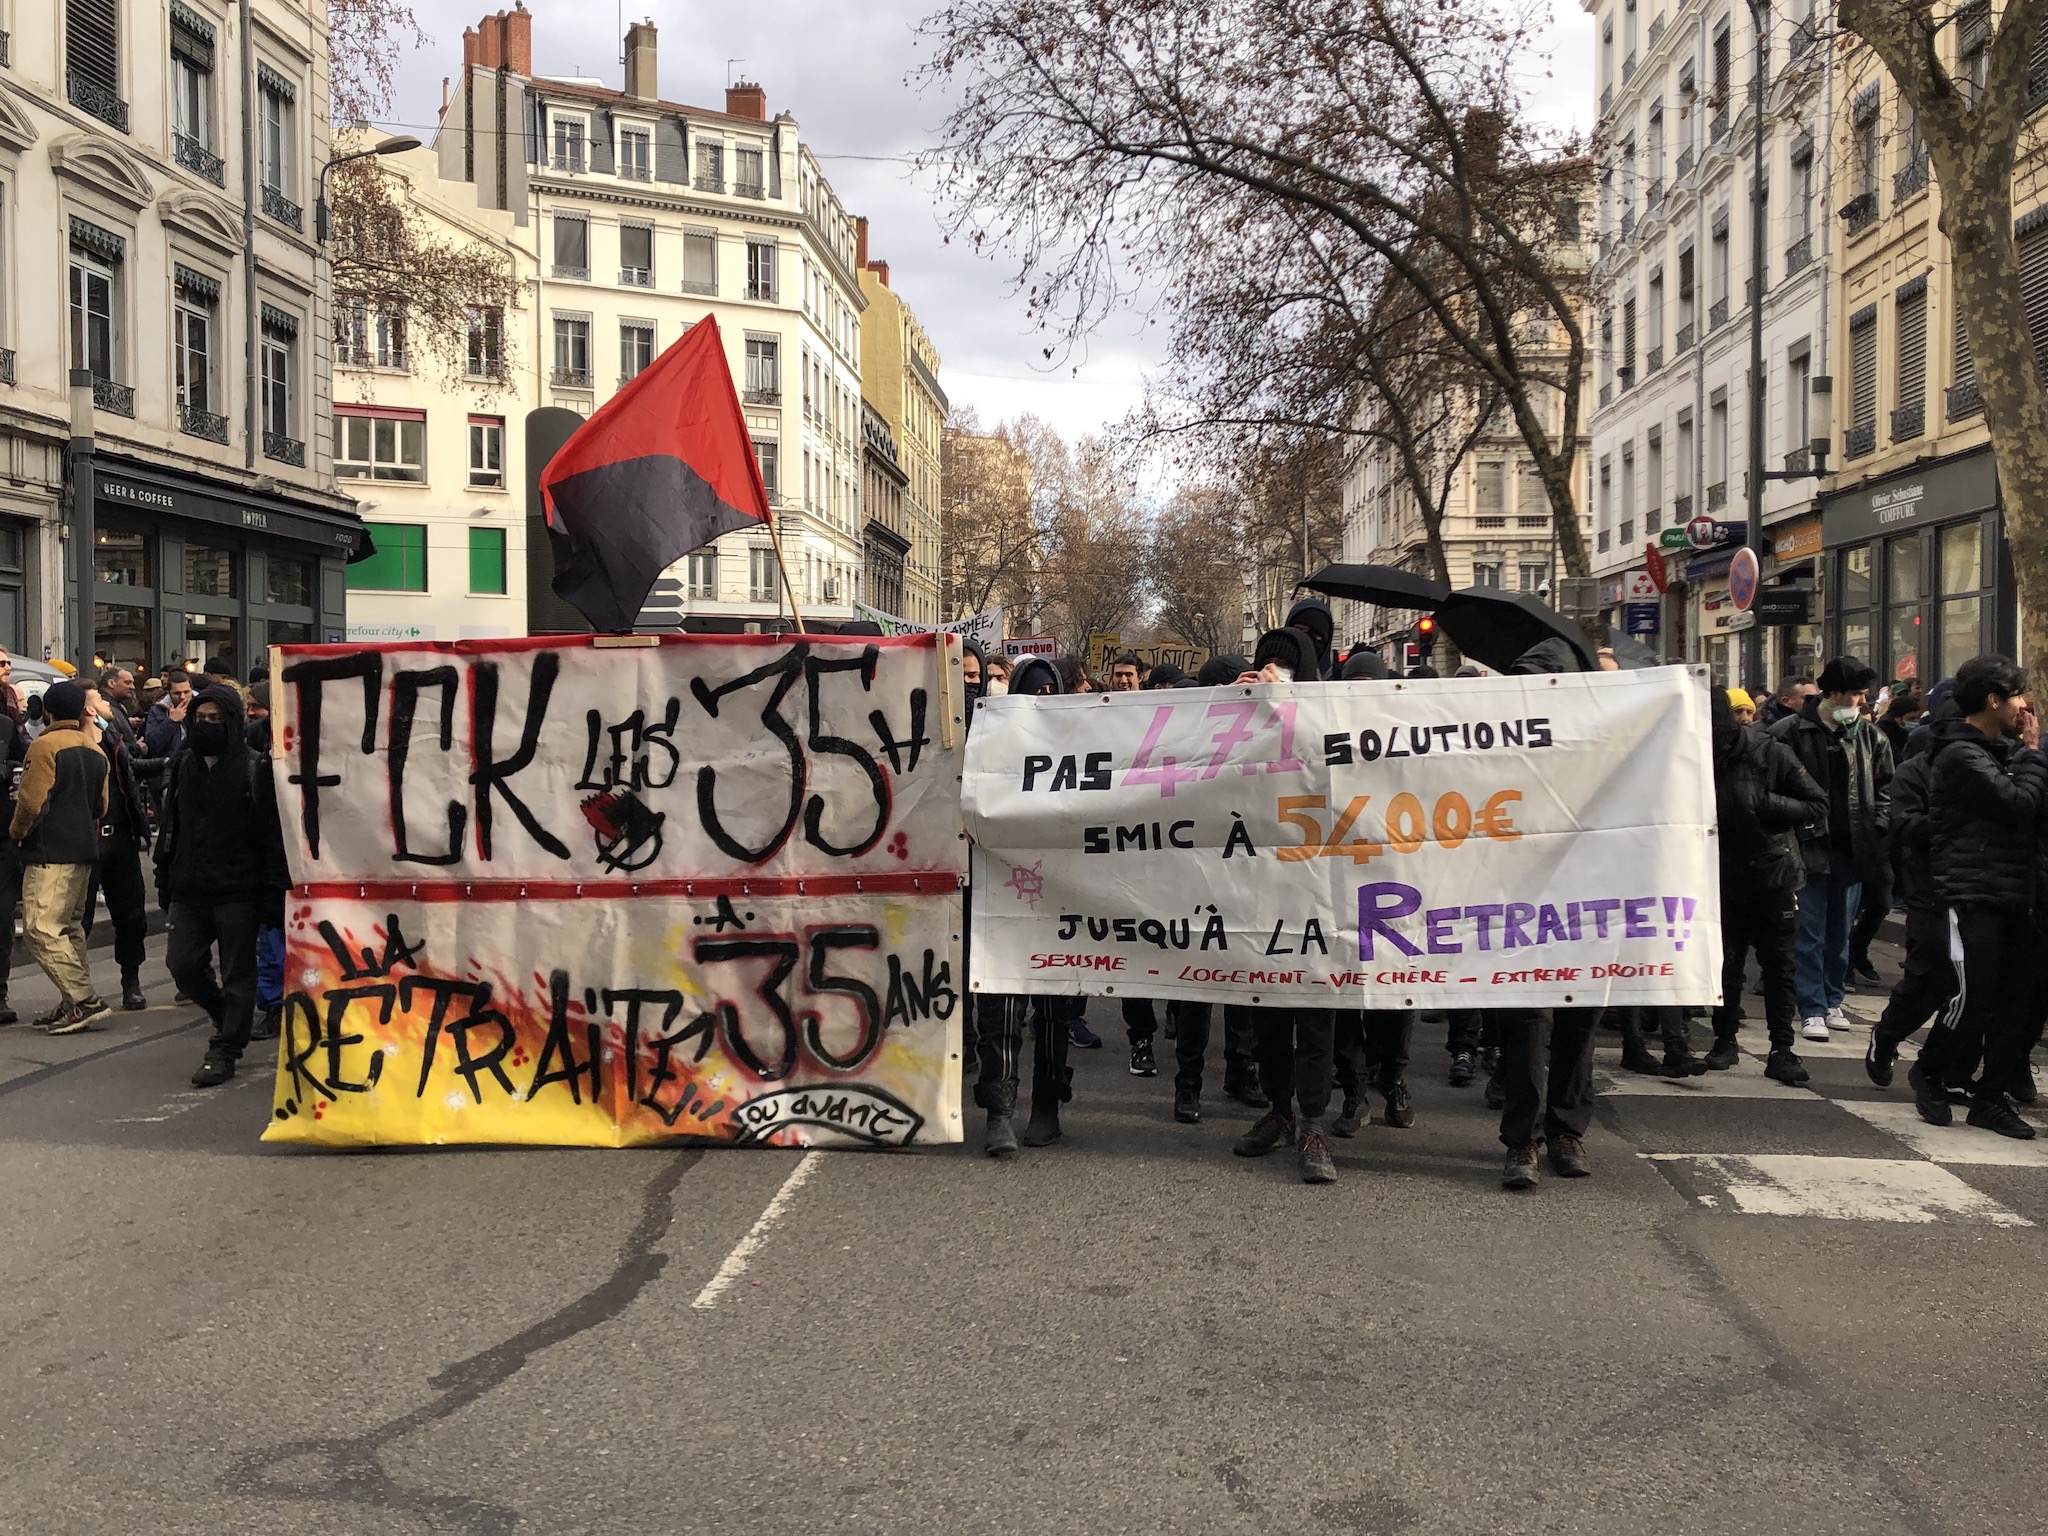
[765,508,807,635]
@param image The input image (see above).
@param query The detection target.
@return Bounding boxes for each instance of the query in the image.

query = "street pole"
[1742,0,1768,691]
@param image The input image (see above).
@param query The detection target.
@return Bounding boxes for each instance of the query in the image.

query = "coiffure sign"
[1822,449,1997,547]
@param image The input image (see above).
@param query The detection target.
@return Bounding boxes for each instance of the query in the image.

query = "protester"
[1768,656,1892,1042]
[245,683,283,1040]
[1727,688,1756,726]
[1757,676,1818,728]
[1283,596,1336,679]
[10,680,109,1034]
[1865,711,1956,1098]
[1141,662,1186,689]
[1901,678,1956,761]
[80,682,150,1011]
[1108,652,1144,691]
[154,684,289,1088]
[985,655,1011,695]
[0,657,27,1023]
[1196,653,1250,688]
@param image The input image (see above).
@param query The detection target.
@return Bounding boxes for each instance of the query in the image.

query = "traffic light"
[1415,614,1439,659]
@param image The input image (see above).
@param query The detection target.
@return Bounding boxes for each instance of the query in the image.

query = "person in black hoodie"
[1866,721,1955,1094]
[1921,654,2045,1138]
[1709,684,1827,1082]
[1283,596,1335,680]
[155,683,289,1088]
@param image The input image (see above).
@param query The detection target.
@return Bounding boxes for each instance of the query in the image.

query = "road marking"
[1646,1152,2032,1226]
[691,1150,824,1310]
[1835,1099,2048,1166]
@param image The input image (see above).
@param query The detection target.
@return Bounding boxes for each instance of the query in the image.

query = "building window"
[170,4,218,182]
[1894,277,1927,439]
[468,527,506,594]
[1519,560,1548,594]
[551,115,586,173]
[68,227,121,384]
[336,409,426,480]
[618,126,650,180]
[736,146,765,197]
[468,414,504,488]
[753,439,780,499]
[620,222,652,286]
[1708,390,1729,499]
[620,320,654,382]
[66,0,127,130]
[745,335,779,402]
[258,64,296,203]
[1960,1,1990,107]
[465,306,503,378]
[1472,559,1502,589]
[695,140,724,192]
[1474,460,1507,523]
[749,546,780,602]
[2020,210,2048,376]
[553,214,588,279]
[552,315,591,387]
[1788,343,1812,457]
[347,523,428,592]
[686,551,717,599]
[173,265,218,435]
[260,308,297,459]
[746,240,777,302]
[1847,304,1878,457]
[1853,83,1880,204]
[683,228,717,295]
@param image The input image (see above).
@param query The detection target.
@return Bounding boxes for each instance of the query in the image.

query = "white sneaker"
[1827,1006,1851,1031]
[1801,1016,1831,1042]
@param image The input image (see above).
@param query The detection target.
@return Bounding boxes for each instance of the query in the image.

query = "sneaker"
[1661,1046,1710,1078]
[1128,1037,1157,1077]
[1800,1016,1830,1043]
[190,1052,236,1088]
[27,1002,66,1032]
[1223,1078,1269,1110]
[1764,1049,1811,1086]
[1447,1050,1476,1087]
[1547,1133,1591,1178]
[1908,1061,1953,1127]
[1502,1143,1540,1190]
[1478,1045,1500,1076]
[46,997,110,1035]
[1381,1078,1416,1128]
[1704,1035,1741,1071]
[1850,957,1881,984]
[1966,1095,2037,1140]
[1232,1108,1296,1158]
[1827,1006,1852,1031]
[1297,1122,1337,1184]
[1331,1095,1365,1138]
[1172,1088,1201,1124]
[1069,1020,1103,1049]
[1864,1034,1896,1089]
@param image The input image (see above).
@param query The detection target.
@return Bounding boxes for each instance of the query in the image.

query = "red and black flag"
[539,315,771,631]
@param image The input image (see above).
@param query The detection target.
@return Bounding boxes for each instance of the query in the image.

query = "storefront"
[1765,514,1823,686]
[1819,447,2011,687]
[91,456,360,676]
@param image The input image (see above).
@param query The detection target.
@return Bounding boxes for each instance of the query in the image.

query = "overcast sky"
[381,1,1597,446]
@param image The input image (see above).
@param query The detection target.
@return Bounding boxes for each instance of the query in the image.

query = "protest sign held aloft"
[963,668,1720,1010]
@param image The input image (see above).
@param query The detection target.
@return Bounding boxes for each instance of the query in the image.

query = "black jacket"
[152,687,289,908]
[1715,722,1826,893]
[1767,698,1894,881]
[1887,751,1939,912]
[1927,715,2046,911]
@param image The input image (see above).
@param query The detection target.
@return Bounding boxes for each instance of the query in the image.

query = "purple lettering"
[1357,882,1423,960]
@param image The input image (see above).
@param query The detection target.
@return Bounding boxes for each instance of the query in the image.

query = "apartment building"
[857,224,945,627]
[331,145,534,642]
[3,0,363,672]
[1584,0,1834,690]
[435,7,868,630]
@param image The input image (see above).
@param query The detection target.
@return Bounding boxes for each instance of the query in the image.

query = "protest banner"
[962,668,1720,1010]
[1086,632,1122,678]
[850,601,1004,656]
[1129,640,1210,676]
[265,633,968,1149]
[1005,635,1057,658]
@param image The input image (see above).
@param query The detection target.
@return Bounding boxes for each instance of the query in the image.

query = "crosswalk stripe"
[1833,1099,2048,1167]
[1642,1152,2033,1226]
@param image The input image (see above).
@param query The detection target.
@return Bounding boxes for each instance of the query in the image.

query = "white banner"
[963,668,1720,1010]
[851,602,1005,654]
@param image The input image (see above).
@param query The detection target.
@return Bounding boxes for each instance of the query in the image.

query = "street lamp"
[315,134,422,244]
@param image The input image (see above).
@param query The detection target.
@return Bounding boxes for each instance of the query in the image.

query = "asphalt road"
[4,936,2046,1536]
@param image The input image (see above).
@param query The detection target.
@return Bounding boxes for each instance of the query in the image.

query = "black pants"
[1615,1005,1689,1054]
[1171,1001,1259,1095]
[973,994,1073,1106]
[1715,882,1800,1051]
[1849,859,1894,966]
[1875,906,1955,1059]
[1496,1006,1599,1149]
[1944,906,2035,1103]
[1252,1006,1336,1120]
[1334,1010,1412,1097]
[0,845,21,998]
[82,835,148,976]
[1445,1009,1495,1056]
[1122,997,1157,1043]
[167,899,260,1061]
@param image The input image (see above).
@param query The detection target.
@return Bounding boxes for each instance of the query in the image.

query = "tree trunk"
[1539,456,1589,578]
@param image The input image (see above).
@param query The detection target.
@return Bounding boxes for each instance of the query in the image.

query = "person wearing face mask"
[1768,657,1893,1044]
[154,684,289,1088]
[985,655,1010,696]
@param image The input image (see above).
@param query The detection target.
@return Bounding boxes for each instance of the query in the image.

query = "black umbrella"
[1431,588,1596,674]
[1297,563,1451,611]
[1602,632,1666,671]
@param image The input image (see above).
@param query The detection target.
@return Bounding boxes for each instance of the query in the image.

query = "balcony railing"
[1892,401,1926,440]
[263,431,305,467]
[67,72,128,131]
[1948,379,1984,420]
[694,173,725,193]
[1711,106,1730,142]
[1673,492,1694,522]
[1675,320,1695,352]
[0,28,9,65]
[93,376,134,417]
[1893,155,1930,202]
[1617,364,1636,391]
[1597,529,1611,553]
[619,162,652,182]
[0,348,12,386]
[550,153,586,173]
[1844,422,1877,459]
[736,180,766,199]
[1706,481,1728,510]
[1790,19,1816,58]
[1601,84,1614,114]
[1676,145,1695,179]
[1841,191,1879,233]
[1785,235,1813,276]
[1623,52,1637,82]
[1646,507,1663,534]
[1620,519,1635,545]
[1620,207,1636,238]
[1645,345,1664,374]
[619,267,652,287]
[743,388,782,405]
[550,366,593,389]
[1649,15,1666,46]
[179,403,229,444]
[174,132,225,186]
[261,184,302,231]
[1645,178,1663,214]
[1708,297,1729,330]
[1599,382,1614,408]
[552,264,589,280]
[1783,447,1810,474]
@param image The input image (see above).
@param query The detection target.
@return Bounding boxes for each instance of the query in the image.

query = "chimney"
[462,26,479,67]
[855,216,869,270]
[624,21,658,100]
[502,3,531,75]
[873,261,890,288]
[725,78,767,121]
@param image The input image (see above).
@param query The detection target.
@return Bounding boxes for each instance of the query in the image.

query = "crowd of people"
[0,653,287,1090]
[956,601,2048,1189]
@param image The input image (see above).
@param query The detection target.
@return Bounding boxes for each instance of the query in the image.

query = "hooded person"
[1008,656,1063,698]
[1284,596,1336,680]
[1196,654,1251,688]
[154,683,290,1088]
[1142,662,1186,690]
[959,637,990,728]
[1251,626,1319,683]
[1339,651,1391,681]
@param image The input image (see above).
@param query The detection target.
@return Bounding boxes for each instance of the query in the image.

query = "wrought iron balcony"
[0,28,9,65]
[1784,447,1810,473]
[1711,106,1730,142]
[1620,519,1635,545]
[261,184,302,231]
[550,153,585,173]
[550,366,593,389]
[1675,321,1695,352]
[179,403,229,444]
[1645,178,1663,214]
[1649,15,1666,46]
[1844,422,1877,459]
[1840,191,1879,233]
[1673,492,1694,521]
[1892,401,1926,440]
[1623,52,1637,82]
[1708,297,1729,330]
[1597,529,1611,553]
[743,388,781,405]
[1646,507,1663,533]
[67,72,128,131]
[92,376,134,417]
[1601,84,1614,114]
[694,173,725,193]
[1785,236,1813,275]
[1600,382,1614,408]
[736,180,766,199]
[1790,19,1816,58]
[263,431,305,467]
[619,163,651,182]
[1706,481,1728,510]
[1948,379,1983,420]
[174,132,225,186]
[1617,364,1636,391]
[619,267,652,287]
[1621,207,1636,238]
[1675,145,1695,179]
[0,348,12,386]
[1645,345,1664,374]
[1893,156,1930,202]
[551,264,589,280]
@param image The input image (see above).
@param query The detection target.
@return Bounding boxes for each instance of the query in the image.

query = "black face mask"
[187,719,229,755]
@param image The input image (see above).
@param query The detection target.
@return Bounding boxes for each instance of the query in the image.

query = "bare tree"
[940,411,1042,622]
[920,0,1596,572]
[1149,485,1251,655]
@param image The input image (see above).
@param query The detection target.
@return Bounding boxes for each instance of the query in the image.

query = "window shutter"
[684,228,717,294]
[1895,276,1927,412]
[555,215,587,270]
[1953,301,1976,394]
[1850,306,1878,430]
[620,223,652,273]
[1622,296,1637,371]
[2021,218,2048,378]
[169,0,214,70]
[66,0,119,91]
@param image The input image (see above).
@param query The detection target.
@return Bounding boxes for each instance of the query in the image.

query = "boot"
[1704,1034,1741,1071]
[1021,1060,1072,1147]
[1619,1034,1665,1075]
[981,1082,1019,1158]
[1661,1044,1709,1078]
[120,970,146,1012]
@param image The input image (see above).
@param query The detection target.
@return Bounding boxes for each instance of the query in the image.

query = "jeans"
[1171,1001,1259,1096]
[1495,1006,1599,1149]
[166,899,261,1061]
[1717,882,1801,1051]
[256,924,286,1011]
[1252,1006,1336,1121]
[21,862,95,1004]
[1794,862,1861,1020]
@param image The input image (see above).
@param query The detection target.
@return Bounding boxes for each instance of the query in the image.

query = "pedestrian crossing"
[1599,987,2048,1228]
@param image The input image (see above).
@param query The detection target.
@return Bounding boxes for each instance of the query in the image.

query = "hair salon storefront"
[1819,446,2013,687]
[91,457,359,677]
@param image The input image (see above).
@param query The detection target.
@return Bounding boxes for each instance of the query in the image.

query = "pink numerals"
[1261,700,1304,773]
[1204,702,1259,778]
[1123,706,1200,797]
[1123,701,1304,798]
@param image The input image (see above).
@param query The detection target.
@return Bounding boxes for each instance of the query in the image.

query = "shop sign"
[1623,602,1661,634]
[1821,449,1997,546]
[1771,516,1823,562]
[96,469,363,553]
[1623,569,1660,601]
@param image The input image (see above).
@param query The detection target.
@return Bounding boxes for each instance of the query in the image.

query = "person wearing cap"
[79,680,151,1011]
[1727,688,1757,726]
[9,680,111,1034]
